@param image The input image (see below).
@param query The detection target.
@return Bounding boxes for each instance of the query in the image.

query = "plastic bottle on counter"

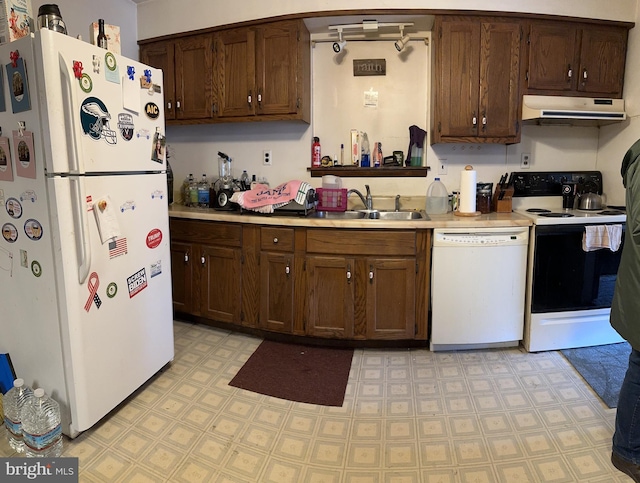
[182,174,194,206]
[197,174,210,207]
[240,170,250,190]
[188,175,199,207]
[426,178,449,215]
[21,388,63,458]
[373,142,382,167]
[3,378,33,453]
[360,133,371,167]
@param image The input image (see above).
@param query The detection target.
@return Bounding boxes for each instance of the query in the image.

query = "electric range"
[510,171,626,352]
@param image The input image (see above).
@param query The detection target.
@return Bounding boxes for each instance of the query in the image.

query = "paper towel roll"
[459,165,477,213]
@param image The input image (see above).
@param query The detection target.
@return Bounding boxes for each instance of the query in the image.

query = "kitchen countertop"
[169,204,533,229]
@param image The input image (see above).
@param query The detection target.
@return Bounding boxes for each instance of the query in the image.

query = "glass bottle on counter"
[188,175,199,207]
[182,174,194,206]
[197,175,210,207]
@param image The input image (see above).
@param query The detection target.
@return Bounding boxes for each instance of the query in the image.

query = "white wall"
[134,0,639,203]
[31,0,138,59]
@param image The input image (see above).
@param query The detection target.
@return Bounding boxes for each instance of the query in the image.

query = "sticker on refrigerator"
[106,282,117,298]
[84,272,101,311]
[120,200,135,212]
[5,197,21,218]
[150,260,162,278]
[23,219,42,241]
[19,190,36,202]
[108,237,127,259]
[80,97,117,145]
[79,73,92,93]
[31,260,41,277]
[136,129,150,140]
[0,137,12,181]
[151,131,165,163]
[127,268,147,298]
[104,52,119,84]
[117,113,134,141]
[19,249,26,268]
[150,189,164,200]
[145,102,159,120]
[146,229,162,249]
[6,54,31,113]
[13,130,35,179]
[2,223,17,243]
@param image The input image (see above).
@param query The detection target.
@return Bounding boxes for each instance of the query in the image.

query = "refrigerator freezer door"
[48,172,173,434]
[35,29,166,175]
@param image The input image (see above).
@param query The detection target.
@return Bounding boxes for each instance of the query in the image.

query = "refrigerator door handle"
[70,178,92,283]
[58,53,83,174]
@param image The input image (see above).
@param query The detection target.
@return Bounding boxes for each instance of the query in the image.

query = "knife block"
[492,186,514,213]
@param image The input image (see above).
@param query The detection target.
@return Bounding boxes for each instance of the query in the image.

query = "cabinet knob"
[167,100,173,111]
[184,252,189,263]
[369,264,374,283]
[201,255,205,265]
[346,264,352,283]
[285,261,290,277]
[582,68,588,82]
[248,90,252,106]
[472,113,477,126]
[273,237,278,244]
[567,64,573,81]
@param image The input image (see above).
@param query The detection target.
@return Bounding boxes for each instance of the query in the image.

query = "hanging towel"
[582,224,623,252]
[93,195,121,244]
[231,180,313,213]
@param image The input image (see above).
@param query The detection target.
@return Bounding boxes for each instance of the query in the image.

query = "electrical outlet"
[521,153,531,169]
[438,159,447,175]
[263,150,272,166]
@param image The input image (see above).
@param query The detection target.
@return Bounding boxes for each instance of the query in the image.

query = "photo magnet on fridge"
[13,129,35,179]
[151,131,165,163]
[0,136,13,181]
[6,57,31,113]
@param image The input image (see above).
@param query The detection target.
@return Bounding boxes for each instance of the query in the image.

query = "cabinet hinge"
[525,70,529,82]
[415,262,419,274]
[241,254,245,264]
[438,26,442,39]
[527,33,531,45]
[296,98,301,109]
[303,260,306,271]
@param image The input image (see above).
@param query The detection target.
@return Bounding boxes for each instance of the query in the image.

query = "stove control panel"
[511,171,602,197]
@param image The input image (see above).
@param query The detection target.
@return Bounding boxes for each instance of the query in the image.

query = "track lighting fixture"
[332,28,346,53]
[395,26,410,52]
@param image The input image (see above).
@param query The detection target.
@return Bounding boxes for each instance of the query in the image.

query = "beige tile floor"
[0,320,632,482]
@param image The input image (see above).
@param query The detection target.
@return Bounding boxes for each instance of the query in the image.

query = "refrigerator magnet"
[104,52,119,84]
[80,98,117,145]
[150,260,162,278]
[30,260,41,277]
[19,249,26,268]
[5,197,21,218]
[6,57,31,113]
[13,130,35,179]
[2,223,17,243]
[151,132,165,163]
[0,136,12,181]
[106,282,117,298]
[23,219,42,241]
[117,113,134,141]
[84,272,101,311]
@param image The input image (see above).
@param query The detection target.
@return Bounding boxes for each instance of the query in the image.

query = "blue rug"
[561,342,631,408]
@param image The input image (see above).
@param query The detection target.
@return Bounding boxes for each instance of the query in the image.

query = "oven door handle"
[536,223,625,235]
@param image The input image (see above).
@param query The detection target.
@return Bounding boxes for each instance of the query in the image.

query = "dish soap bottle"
[426,178,449,214]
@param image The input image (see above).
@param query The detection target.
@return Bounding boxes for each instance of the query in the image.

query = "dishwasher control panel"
[433,229,529,247]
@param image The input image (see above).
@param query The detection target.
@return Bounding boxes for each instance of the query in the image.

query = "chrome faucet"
[347,184,373,210]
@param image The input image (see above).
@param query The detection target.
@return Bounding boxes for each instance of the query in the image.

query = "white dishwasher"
[430,227,529,351]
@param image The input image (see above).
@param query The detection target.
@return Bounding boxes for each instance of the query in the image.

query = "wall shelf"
[308,166,429,178]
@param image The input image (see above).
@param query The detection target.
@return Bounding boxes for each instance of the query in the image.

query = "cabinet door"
[170,241,194,314]
[478,21,521,139]
[217,28,256,118]
[578,27,627,96]
[259,252,294,333]
[199,245,242,324]
[255,22,298,116]
[526,23,578,92]
[307,256,355,339]
[140,41,176,120]
[366,258,415,340]
[436,19,480,138]
[174,34,214,120]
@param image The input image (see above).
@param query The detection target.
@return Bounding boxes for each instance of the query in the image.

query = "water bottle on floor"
[21,388,63,458]
[3,378,33,453]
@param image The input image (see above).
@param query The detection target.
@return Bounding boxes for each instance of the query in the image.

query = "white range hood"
[522,95,626,125]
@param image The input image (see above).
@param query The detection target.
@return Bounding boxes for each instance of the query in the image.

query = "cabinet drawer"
[307,229,416,256]
[261,227,294,252]
[170,219,242,247]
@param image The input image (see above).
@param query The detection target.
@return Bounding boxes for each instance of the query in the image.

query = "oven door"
[531,223,625,313]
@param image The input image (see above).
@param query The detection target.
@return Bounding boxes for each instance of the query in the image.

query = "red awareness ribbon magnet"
[73,60,83,79]
[84,271,102,312]
[9,50,19,68]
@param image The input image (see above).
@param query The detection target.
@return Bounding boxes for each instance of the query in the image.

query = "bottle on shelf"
[97,19,108,49]
[3,378,33,453]
[426,177,449,214]
[21,388,63,458]
[312,137,321,168]
[360,133,371,167]
[197,174,210,207]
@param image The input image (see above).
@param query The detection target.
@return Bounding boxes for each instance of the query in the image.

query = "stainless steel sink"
[308,210,427,220]
[307,211,367,219]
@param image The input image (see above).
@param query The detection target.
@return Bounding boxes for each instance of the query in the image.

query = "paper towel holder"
[454,165,482,217]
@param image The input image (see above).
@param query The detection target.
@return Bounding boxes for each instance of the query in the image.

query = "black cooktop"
[511,171,602,197]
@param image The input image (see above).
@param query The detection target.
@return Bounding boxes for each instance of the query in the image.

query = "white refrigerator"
[0,29,173,437]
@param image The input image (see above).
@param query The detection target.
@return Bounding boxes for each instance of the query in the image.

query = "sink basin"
[370,210,426,220]
[307,211,367,219]
[308,210,427,220]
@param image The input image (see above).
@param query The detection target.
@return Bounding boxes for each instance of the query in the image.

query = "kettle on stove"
[577,191,604,211]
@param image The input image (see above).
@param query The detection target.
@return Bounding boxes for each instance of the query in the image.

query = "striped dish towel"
[582,224,623,252]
